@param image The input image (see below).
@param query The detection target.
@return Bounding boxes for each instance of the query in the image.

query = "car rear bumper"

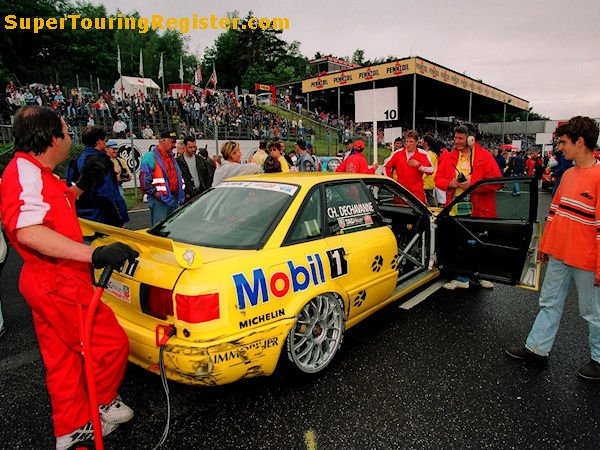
[119,315,295,386]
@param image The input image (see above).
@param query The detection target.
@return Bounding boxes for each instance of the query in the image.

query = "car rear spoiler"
[79,219,204,270]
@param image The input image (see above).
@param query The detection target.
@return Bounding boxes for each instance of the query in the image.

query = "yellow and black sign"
[302,58,415,92]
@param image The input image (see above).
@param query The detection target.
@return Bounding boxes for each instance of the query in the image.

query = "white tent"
[113,76,160,99]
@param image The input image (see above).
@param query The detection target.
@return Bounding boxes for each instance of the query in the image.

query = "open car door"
[435,176,540,290]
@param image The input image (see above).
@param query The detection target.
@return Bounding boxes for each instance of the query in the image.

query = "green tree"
[351,49,365,66]
[0,0,196,91]
[203,11,309,90]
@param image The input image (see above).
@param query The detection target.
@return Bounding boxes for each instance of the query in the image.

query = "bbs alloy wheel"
[286,294,345,374]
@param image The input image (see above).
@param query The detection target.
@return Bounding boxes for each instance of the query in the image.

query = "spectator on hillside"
[142,124,154,139]
[112,117,127,138]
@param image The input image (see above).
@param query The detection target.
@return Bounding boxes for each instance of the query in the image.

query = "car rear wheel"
[286,294,345,374]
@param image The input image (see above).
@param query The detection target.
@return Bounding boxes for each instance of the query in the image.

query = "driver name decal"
[327,201,374,219]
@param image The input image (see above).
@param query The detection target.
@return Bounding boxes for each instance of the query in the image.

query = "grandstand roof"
[301,56,527,110]
[291,56,529,126]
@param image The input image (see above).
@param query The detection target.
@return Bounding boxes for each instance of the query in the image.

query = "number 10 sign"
[354,86,398,123]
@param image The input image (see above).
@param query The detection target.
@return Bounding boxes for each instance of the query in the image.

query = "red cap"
[354,141,365,150]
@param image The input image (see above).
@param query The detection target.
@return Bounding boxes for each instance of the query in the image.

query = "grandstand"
[277,56,529,132]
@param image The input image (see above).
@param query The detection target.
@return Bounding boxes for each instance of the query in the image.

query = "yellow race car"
[82,173,539,386]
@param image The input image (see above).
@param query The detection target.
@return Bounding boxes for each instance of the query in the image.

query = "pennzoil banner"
[302,58,415,92]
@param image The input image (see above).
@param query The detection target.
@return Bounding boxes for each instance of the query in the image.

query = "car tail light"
[140,285,174,320]
[176,293,220,323]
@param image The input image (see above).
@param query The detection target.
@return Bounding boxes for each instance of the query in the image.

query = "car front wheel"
[286,293,345,374]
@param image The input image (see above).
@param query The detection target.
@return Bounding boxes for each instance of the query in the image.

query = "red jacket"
[385,148,432,203]
[435,143,501,217]
[336,152,376,174]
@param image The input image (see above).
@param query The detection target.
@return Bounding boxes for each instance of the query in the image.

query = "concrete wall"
[480,118,600,140]
[478,120,547,135]
[111,138,261,189]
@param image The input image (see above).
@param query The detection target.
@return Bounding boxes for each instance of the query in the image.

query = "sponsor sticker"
[106,279,131,303]
[217,181,298,196]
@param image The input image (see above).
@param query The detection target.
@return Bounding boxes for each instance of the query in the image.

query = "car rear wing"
[79,219,204,270]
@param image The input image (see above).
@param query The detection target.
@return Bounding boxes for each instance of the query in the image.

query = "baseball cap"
[344,139,353,145]
[354,141,365,151]
[106,139,119,148]
[160,130,177,139]
[306,142,313,149]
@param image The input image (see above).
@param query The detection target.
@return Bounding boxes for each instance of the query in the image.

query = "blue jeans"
[148,196,177,225]
[511,173,522,194]
[526,256,600,361]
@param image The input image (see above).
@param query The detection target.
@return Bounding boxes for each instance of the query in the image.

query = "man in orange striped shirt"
[506,116,600,381]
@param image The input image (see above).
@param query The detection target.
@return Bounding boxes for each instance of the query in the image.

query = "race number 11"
[327,247,348,279]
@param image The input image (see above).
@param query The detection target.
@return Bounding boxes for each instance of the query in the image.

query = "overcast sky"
[96,0,599,120]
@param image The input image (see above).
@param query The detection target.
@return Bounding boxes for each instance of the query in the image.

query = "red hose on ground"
[81,267,113,450]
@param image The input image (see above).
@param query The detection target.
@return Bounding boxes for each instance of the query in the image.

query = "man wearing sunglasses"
[0,106,138,449]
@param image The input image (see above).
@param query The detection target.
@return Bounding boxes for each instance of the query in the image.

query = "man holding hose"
[0,106,138,450]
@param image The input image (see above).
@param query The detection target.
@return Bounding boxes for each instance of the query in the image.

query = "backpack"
[65,157,80,187]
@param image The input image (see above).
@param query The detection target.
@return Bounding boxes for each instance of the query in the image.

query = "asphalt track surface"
[1,192,599,449]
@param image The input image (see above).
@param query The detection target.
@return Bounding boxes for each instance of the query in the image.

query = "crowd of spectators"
[2,81,540,155]
[1,81,318,142]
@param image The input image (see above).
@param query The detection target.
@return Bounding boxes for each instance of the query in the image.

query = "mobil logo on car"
[233,253,326,310]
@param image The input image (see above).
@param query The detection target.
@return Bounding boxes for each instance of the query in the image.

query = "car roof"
[223,172,387,189]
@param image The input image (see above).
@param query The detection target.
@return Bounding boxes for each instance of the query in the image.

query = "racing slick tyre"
[285,293,345,374]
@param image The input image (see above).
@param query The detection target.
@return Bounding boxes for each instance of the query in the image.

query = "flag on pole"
[139,49,144,77]
[207,63,217,88]
[117,45,121,74]
[158,52,164,79]
[179,56,184,84]
[194,65,202,85]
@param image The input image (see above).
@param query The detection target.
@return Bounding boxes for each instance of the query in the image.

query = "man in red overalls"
[0,106,139,450]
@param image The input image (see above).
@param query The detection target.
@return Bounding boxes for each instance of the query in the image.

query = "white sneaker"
[56,420,118,450]
[443,279,470,290]
[478,280,494,289]
[99,395,134,424]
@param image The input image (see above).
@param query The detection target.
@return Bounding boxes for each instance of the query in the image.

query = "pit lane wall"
[109,139,261,189]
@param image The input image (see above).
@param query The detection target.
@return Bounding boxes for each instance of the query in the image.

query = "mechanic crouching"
[0,106,139,450]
